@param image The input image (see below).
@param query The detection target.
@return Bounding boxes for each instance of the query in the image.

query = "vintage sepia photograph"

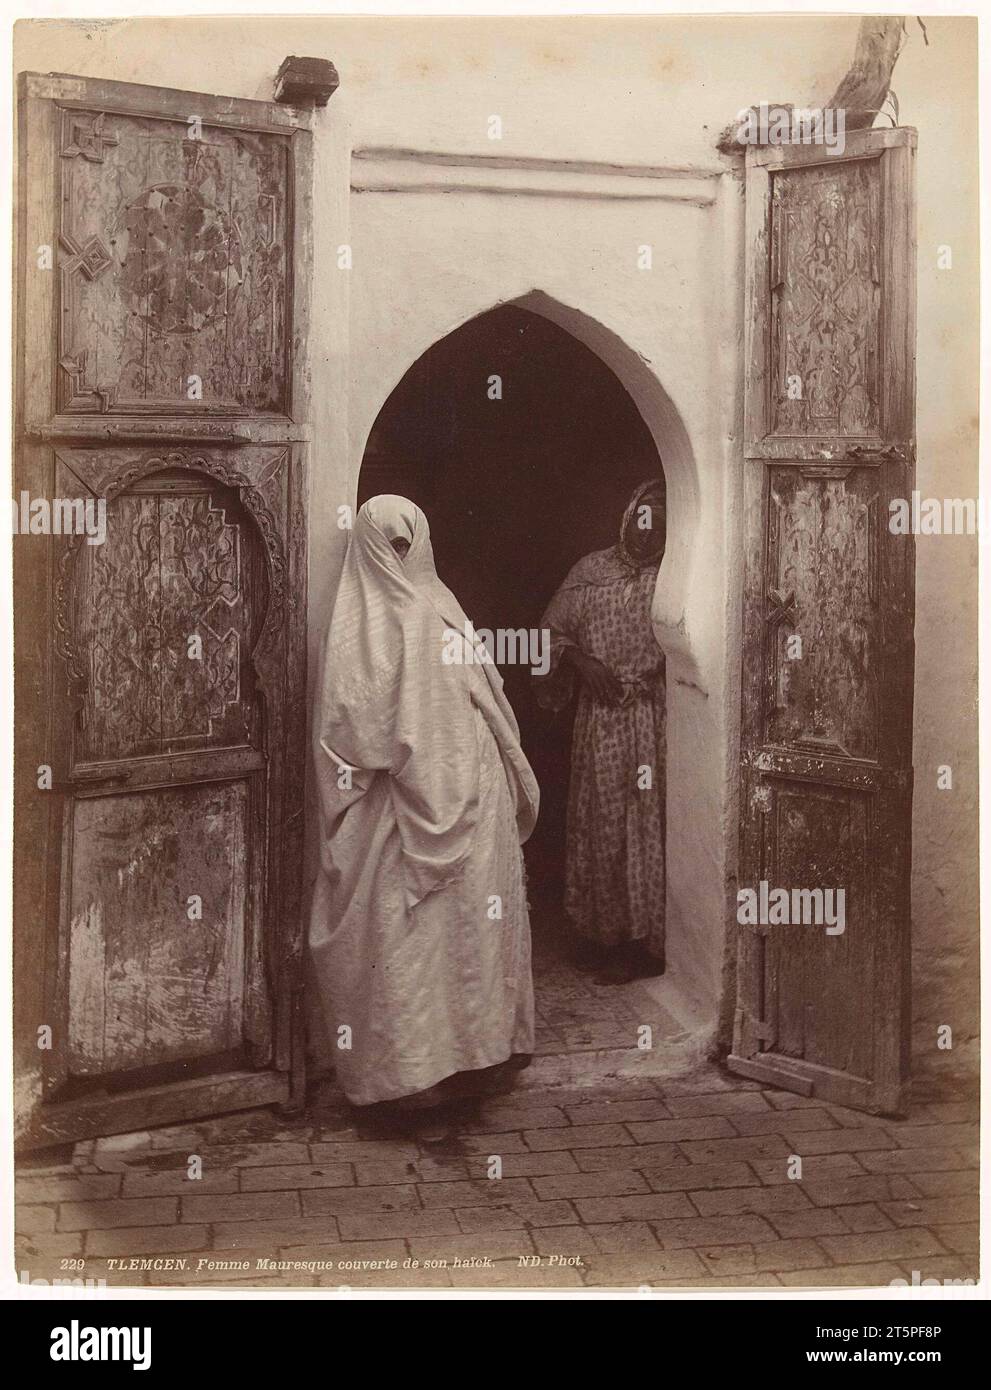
[7,3,983,1309]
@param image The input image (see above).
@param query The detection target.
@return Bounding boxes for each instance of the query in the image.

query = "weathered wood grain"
[67,781,248,1076]
[18,1070,290,1150]
[731,129,917,1115]
[744,127,916,462]
[15,71,311,1145]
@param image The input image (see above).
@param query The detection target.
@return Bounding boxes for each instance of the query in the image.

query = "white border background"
[1,0,986,1305]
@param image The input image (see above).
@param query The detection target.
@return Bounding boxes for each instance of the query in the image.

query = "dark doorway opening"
[358,304,666,924]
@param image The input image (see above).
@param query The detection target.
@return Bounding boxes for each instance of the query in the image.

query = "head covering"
[365,493,414,546]
[548,477,666,600]
[533,478,666,711]
[314,495,539,910]
[617,479,666,570]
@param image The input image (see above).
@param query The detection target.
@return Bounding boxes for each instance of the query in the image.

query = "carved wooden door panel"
[15,74,311,1146]
[728,129,916,1114]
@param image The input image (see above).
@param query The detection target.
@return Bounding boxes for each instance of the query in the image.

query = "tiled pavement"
[527,910,699,1063]
[15,1066,979,1291]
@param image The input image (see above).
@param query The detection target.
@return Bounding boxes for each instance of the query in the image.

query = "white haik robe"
[309,496,539,1106]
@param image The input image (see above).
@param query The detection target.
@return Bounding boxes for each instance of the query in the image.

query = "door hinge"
[735,1007,776,1047]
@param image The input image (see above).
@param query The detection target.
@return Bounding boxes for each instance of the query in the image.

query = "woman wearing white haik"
[309,495,539,1134]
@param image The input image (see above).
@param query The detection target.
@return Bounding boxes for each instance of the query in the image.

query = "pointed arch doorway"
[357,300,706,1071]
[361,302,661,877]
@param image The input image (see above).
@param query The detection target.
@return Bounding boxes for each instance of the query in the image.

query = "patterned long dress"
[535,549,666,959]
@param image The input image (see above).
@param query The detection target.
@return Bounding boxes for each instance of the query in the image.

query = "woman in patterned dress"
[534,479,666,984]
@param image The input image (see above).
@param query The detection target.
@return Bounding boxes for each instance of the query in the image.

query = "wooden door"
[14,73,311,1146]
[728,128,917,1114]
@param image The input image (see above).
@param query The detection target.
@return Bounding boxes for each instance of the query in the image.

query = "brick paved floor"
[16,1061,979,1291]
[528,906,701,1065]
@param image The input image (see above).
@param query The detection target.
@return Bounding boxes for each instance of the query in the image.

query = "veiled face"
[362,495,418,566]
[623,489,666,563]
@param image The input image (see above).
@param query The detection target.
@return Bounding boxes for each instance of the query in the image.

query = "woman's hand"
[564,646,623,704]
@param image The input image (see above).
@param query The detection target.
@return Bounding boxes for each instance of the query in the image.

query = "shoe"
[416,1116,459,1144]
[568,938,610,970]
[594,957,639,986]
[594,944,665,986]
